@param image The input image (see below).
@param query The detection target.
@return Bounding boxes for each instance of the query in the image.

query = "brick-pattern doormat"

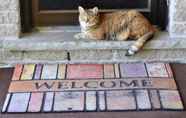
[2,63,184,113]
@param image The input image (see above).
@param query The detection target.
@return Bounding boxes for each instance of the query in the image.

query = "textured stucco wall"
[169,0,186,38]
[0,0,20,38]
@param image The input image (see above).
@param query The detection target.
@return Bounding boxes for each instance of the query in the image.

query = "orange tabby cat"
[74,6,156,56]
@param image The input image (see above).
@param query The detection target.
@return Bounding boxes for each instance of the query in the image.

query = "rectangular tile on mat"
[146,63,169,78]
[106,91,136,110]
[67,64,103,79]
[2,63,184,113]
[41,64,58,80]
[120,63,147,78]
[34,64,43,80]
[104,64,115,78]
[53,92,84,111]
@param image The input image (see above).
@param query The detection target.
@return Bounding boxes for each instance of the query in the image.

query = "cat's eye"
[83,17,89,22]
[86,18,89,23]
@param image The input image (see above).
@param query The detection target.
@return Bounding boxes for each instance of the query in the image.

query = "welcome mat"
[2,63,184,113]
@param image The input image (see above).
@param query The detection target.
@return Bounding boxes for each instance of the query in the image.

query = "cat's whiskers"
[80,21,99,32]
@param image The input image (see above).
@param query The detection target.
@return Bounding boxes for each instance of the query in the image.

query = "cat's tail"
[125,31,154,56]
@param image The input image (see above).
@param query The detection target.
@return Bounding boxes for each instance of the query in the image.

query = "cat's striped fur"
[74,6,156,56]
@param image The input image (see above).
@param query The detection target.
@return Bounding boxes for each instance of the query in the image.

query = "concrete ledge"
[1,27,186,64]
[23,51,67,61]
[0,49,186,64]
[70,50,186,63]
[2,31,186,51]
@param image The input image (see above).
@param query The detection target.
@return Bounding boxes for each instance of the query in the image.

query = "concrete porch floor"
[1,26,186,65]
[0,63,186,118]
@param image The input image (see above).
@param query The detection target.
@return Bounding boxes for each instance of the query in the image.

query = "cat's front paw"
[74,33,83,39]
[125,49,135,56]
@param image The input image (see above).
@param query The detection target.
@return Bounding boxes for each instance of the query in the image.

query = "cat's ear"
[78,6,85,13]
[92,7,99,14]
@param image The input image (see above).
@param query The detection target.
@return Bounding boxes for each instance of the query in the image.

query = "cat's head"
[78,6,100,29]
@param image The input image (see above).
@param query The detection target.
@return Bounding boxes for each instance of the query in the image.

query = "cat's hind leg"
[125,31,154,56]
[116,29,130,41]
